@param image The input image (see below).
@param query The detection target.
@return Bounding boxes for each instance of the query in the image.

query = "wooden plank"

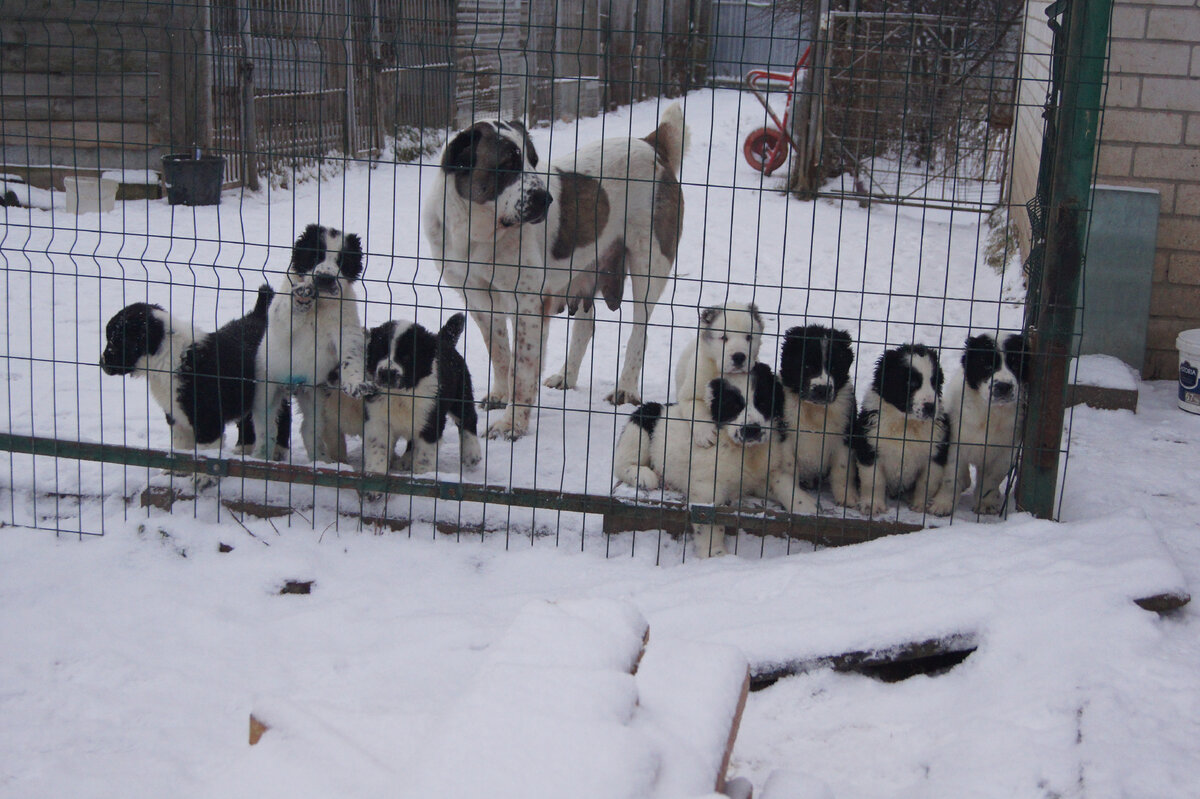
[1067,384,1139,412]
[0,119,159,148]
[0,72,161,98]
[0,96,154,124]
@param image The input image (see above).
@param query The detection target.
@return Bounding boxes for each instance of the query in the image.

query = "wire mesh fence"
[0,0,1091,559]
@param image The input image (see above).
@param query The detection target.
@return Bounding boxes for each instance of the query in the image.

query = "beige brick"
[1102,109,1183,144]
[1176,184,1200,217]
[1150,282,1200,317]
[1141,77,1200,111]
[1154,250,1172,282]
[1168,251,1200,285]
[1110,5,1147,38]
[1144,348,1179,381]
[1158,216,1200,251]
[1146,8,1200,41]
[1104,74,1141,108]
[1095,144,1133,178]
[1109,41,1192,76]
[1133,145,1200,180]
[1146,317,1190,350]
[1188,115,1200,146]
[1194,46,1200,79]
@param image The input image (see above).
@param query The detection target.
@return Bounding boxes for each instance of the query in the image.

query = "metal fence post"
[1016,0,1112,518]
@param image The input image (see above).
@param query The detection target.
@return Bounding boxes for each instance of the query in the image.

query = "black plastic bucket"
[161,154,226,206]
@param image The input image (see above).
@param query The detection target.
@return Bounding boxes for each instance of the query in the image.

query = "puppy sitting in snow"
[674,302,764,448]
[852,344,950,517]
[252,224,375,463]
[927,332,1029,516]
[614,363,809,557]
[777,324,859,507]
[101,284,288,455]
[359,313,481,478]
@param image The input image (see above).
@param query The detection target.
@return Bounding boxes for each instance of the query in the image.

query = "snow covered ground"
[2,90,1198,797]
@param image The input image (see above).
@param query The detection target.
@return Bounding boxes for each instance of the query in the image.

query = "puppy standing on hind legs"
[853,344,951,517]
[252,224,375,463]
[927,333,1029,516]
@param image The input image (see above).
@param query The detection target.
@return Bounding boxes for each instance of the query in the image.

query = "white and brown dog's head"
[287,224,364,313]
[440,121,552,229]
[698,302,765,377]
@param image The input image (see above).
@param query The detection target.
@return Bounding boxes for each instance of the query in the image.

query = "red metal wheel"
[743,127,788,175]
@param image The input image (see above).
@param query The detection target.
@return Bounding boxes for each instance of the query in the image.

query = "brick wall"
[1094,0,1200,378]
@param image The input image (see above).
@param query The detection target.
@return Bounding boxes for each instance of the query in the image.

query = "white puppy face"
[698,302,765,377]
[287,224,364,313]
[440,121,552,230]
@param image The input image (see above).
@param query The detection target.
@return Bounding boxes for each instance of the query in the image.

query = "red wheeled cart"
[742,45,812,176]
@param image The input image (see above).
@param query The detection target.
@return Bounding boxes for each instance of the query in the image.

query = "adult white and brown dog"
[674,302,764,448]
[423,104,688,440]
[614,363,811,557]
[251,224,375,463]
[927,332,1028,516]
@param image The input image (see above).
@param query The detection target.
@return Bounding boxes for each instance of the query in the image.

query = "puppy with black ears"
[360,313,481,478]
[252,224,375,463]
[777,324,859,507]
[853,344,950,517]
[674,302,765,448]
[615,363,809,557]
[101,284,288,455]
[927,332,1029,516]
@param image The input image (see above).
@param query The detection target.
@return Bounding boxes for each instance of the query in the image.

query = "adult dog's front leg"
[487,299,546,440]
[544,305,594,391]
[468,308,513,410]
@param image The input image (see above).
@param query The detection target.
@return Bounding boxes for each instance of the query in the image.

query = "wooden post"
[788,0,829,198]
[236,0,259,191]
[343,0,358,155]
[166,0,214,154]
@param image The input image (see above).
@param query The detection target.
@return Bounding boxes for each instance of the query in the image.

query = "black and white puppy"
[614,363,809,557]
[928,333,1029,516]
[252,224,374,463]
[778,324,859,507]
[101,284,288,454]
[674,302,765,448]
[852,344,950,516]
[360,313,481,477]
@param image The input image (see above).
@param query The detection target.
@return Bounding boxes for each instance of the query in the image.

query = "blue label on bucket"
[1181,359,1200,404]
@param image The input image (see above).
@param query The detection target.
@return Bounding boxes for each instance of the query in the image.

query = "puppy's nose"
[293,283,315,299]
[740,423,763,442]
[313,273,338,292]
[375,367,401,387]
[523,188,552,224]
[809,384,832,404]
[993,381,1014,400]
[730,352,746,368]
[921,401,936,418]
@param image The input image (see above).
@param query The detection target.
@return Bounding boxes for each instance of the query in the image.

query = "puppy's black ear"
[699,306,720,327]
[1003,332,1031,384]
[833,328,855,373]
[292,224,325,274]
[748,302,765,332]
[366,321,395,372]
[443,126,483,173]
[339,233,364,281]
[506,120,539,167]
[930,350,944,393]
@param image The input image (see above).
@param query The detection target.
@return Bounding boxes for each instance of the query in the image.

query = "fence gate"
[818,10,1020,211]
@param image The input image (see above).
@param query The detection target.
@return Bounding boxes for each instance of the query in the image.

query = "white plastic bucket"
[63,176,118,214]
[1177,329,1200,414]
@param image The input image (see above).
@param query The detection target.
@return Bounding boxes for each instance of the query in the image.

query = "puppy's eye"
[745,334,752,341]
[720,334,728,342]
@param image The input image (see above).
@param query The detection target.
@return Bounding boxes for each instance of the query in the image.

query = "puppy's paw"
[787,490,818,516]
[975,493,1004,515]
[344,380,378,400]
[191,473,220,493]
[543,372,573,391]
[460,435,482,468]
[634,467,660,491]
[606,388,641,407]
[925,494,955,517]
[858,498,890,517]
[360,489,384,503]
[692,423,718,449]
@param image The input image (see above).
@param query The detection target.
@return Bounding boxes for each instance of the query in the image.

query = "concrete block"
[1133,145,1200,180]
[1102,109,1183,144]
[1141,76,1200,112]
[1109,41,1192,76]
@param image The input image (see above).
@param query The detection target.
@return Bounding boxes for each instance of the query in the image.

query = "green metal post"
[1017,0,1112,518]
